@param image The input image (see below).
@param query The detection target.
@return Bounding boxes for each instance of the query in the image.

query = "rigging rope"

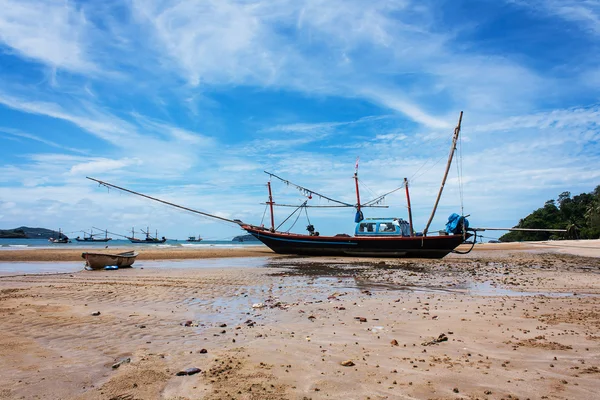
[260,203,268,227]
[457,127,465,216]
[286,206,303,232]
[454,126,465,216]
[304,205,311,225]
[275,200,308,231]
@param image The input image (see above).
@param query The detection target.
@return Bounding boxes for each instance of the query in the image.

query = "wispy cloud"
[0,0,97,73]
[511,0,600,37]
[0,126,88,154]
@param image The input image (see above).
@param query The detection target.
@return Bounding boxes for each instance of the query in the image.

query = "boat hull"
[82,251,138,270]
[242,226,469,258]
[75,238,112,242]
[128,239,167,244]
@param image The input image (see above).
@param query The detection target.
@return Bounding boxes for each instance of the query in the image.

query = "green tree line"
[500,185,600,242]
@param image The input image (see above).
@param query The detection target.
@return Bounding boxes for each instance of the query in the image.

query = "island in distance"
[0,227,60,239]
[232,234,260,242]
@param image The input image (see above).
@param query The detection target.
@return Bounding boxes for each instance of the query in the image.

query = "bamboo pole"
[423,111,463,236]
[86,177,239,225]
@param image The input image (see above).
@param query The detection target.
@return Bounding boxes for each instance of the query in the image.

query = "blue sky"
[0,0,599,240]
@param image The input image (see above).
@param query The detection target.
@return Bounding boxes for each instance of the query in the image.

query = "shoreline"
[0,239,598,262]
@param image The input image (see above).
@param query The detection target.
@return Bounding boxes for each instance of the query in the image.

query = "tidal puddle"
[0,261,83,275]
[458,281,591,297]
[135,257,271,269]
[0,257,273,276]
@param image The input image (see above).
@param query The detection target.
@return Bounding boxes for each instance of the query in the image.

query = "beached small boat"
[82,251,138,270]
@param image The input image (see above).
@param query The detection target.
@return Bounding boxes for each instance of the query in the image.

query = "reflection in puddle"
[459,281,586,297]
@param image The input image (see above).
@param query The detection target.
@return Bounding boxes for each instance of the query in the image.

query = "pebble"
[91,311,101,316]
[341,360,355,367]
[111,357,131,369]
[176,367,201,376]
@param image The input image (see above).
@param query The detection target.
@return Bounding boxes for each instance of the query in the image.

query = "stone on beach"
[176,367,201,376]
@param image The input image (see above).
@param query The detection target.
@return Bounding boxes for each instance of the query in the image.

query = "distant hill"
[499,186,600,242]
[232,234,259,242]
[0,227,63,239]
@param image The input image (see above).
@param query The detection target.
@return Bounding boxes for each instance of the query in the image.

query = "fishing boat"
[186,235,203,242]
[81,251,138,270]
[75,228,112,242]
[87,111,569,258]
[128,227,167,244]
[48,229,71,244]
[233,112,472,258]
[87,112,473,259]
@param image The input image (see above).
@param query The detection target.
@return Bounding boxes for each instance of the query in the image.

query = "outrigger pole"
[472,227,567,232]
[423,111,463,236]
[86,177,240,225]
[404,177,414,237]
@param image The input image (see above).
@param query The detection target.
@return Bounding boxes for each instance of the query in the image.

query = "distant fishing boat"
[82,251,138,270]
[75,228,112,242]
[186,235,203,242]
[127,227,167,244]
[48,229,71,244]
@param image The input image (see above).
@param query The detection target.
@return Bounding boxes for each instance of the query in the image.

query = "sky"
[0,0,599,241]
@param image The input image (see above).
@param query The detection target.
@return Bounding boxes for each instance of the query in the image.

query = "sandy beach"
[0,246,272,262]
[0,241,599,399]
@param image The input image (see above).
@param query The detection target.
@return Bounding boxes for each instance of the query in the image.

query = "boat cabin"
[355,218,411,237]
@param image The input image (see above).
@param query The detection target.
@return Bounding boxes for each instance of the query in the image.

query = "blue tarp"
[355,210,364,223]
[445,213,469,234]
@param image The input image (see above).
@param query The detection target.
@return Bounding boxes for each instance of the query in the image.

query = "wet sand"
[1,242,599,399]
[0,246,273,262]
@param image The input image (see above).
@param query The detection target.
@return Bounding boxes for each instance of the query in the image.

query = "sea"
[0,238,263,250]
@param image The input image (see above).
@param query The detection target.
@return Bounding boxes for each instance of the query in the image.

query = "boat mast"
[354,157,361,216]
[404,177,414,237]
[267,181,275,231]
[423,111,463,236]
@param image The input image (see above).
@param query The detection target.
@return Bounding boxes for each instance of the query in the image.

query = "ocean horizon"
[0,238,263,250]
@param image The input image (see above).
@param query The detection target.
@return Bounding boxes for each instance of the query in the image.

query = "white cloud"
[511,0,600,37]
[0,0,97,73]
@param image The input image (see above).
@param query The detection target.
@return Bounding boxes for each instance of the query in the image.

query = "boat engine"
[306,224,319,236]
